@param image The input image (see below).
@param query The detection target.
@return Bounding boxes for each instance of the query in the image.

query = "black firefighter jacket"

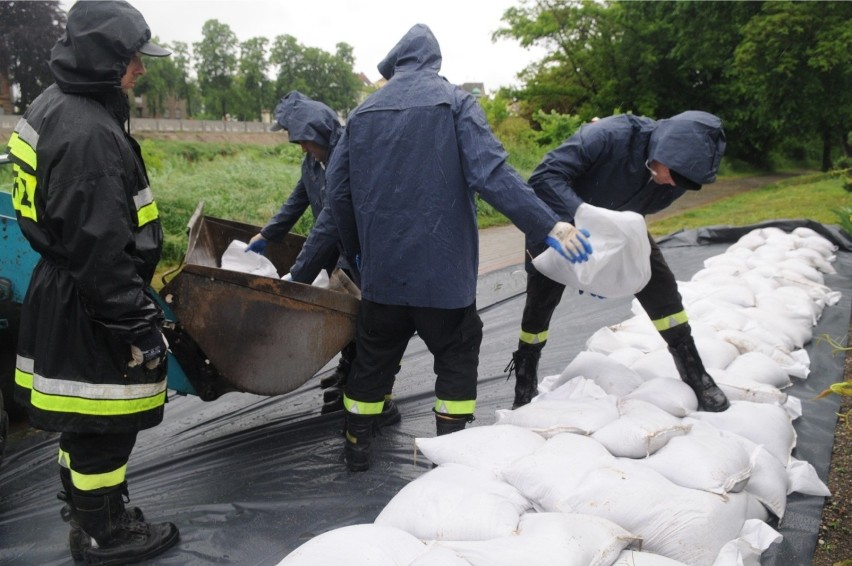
[8,1,167,434]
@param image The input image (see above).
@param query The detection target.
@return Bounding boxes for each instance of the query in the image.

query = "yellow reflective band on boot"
[652,310,689,332]
[434,399,476,415]
[58,448,126,491]
[343,394,384,415]
[519,329,548,346]
[71,464,127,492]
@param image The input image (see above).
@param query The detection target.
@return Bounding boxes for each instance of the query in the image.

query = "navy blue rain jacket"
[260,92,342,243]
[525,111,725,259]
[325,24,558,309]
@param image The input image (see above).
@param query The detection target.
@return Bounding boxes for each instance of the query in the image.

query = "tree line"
[1,1,850,170]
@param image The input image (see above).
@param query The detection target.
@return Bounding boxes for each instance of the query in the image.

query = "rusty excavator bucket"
[159,203,359,400]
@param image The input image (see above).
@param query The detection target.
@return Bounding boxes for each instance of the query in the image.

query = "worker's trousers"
[345,299,483,406]
[59,431,137,494]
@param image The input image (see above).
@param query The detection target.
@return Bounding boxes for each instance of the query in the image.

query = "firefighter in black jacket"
[7,1,179,563]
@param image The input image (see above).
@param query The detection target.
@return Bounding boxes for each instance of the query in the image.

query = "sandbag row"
[278,226,837,566]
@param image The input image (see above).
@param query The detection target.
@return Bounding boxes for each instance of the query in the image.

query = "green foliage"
[532,109,582,147]
[0,1,66,111]
[648,173,846,237]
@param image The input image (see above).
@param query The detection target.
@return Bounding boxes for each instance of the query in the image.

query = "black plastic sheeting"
[1,220,850,565]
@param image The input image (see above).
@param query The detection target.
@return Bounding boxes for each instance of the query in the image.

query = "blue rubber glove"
[245,238,268,256]
[546,223,592,263]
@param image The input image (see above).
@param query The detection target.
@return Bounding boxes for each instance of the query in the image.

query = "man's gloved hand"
[546,222,592,263]
[129,329,169,370]
[246,234,268,256]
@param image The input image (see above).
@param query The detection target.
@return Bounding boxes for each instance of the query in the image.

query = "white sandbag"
[558,458,751,566]
[725,352,793,389]
[221,240,280,278]
[608,347,647,367]
[613,549,688,566]
[623,377,698,417]
[410,544,472,565]
[374,464,530,541]
[537,375,608,401]
[710,369,789,405]
[495,397,619,437]
[415,425,545,476]
[727,231,766,252]
[787,457,831,496]
[586,326,633,355]
[687,300,751,333]
[592,399,691,458]
[500,432,616,512]
[741,307,812,350]
[629,349,679,381]
[777,258,825,284]
[685,401,796,467]
[438,512,639,566]
[786,246,836,274]
[699,283,756,309]
[276,524,427,565]
[638,422,752,495]
[695,336,741,370]
[724,435,787,519]
[711,519,782,566]
[794,232,838,259]
[715,328,807,376]
[531,203,651,298]
[555,351,645,396]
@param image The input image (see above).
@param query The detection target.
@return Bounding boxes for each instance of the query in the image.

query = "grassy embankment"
[1,139,847,280]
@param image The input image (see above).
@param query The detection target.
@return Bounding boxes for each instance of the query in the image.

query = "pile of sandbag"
[278,226,836,566]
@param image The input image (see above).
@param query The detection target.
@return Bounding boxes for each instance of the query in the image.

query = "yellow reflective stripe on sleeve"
[434,399,476,415]
[72,464,128,492]
[8,130,37,171]
[12,163,38,221]
[136,200,159,227]
[58,449,71,469]
[519,329,548,346]
[343,394,384,415]
[652,310,689,332]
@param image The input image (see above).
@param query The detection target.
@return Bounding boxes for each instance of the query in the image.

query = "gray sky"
[61,0,546,93]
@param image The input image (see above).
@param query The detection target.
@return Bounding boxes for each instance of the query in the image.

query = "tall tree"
[194,19,239,119]
[235,36,271,121]
[269,35,360,115]
[734,1,852,170]
[171,41,199,118]
[0,0,66,113]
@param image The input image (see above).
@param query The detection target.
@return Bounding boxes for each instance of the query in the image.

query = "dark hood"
[647,110,726,189]
[377,23,442,80]
[50,0,155,94]
[272,91,342,149]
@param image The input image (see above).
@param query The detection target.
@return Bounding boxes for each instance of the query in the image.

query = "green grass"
[647,173,847,237]
[3,139,849,276]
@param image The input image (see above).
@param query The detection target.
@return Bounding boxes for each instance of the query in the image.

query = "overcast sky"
[60,0,546,93]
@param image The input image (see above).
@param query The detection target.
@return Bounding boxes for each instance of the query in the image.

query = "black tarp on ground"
[1,220,850,565]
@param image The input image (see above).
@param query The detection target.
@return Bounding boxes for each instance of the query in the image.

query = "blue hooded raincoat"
[326,24,558,309]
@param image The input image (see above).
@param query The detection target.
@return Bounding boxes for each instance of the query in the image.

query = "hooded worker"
[508,111,731,413]
[324,23,591,472]
[6,1,179,562]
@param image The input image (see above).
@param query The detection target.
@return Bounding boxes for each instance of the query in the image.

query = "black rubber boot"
[320,342,357,389]
[344,412,377,472]
[505,349,541,409]
[668,335,730,412]
[377,397,401,429]
[435,413,474,436]
[72,485,179,566]
[321,387,344,414]
[59,470,148,562]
